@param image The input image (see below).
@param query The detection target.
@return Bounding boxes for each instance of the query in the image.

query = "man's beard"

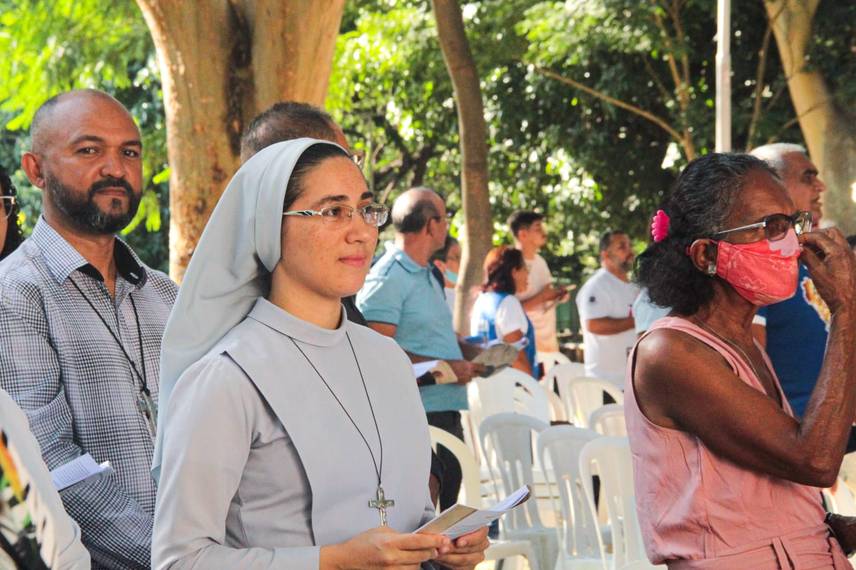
[45,173,141,235]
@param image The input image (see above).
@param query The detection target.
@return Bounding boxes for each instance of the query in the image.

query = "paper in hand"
[51,453,113,491]
[415,485,531,539]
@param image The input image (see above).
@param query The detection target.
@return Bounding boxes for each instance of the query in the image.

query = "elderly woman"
[0,165,22,259]
[470,246,536,376]
[629,153,856,568]
[152,140,488,569]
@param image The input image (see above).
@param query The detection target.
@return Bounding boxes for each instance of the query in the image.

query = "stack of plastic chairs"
[579,437,662,569]
[428,426,538,569]
[557,377,624,428]
[480,413,557,570]
[589,404,627,437]
[537,425,604,570]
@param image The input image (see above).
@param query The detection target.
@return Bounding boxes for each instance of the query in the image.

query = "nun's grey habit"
[152,139,434,569]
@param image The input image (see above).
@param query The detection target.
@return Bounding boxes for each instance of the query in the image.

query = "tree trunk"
[432,0,493,335]
[765,0,856,233]
[135,0,344,281]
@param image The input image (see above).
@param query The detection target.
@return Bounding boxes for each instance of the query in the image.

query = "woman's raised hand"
[320,526,452,569]
[800,227,856,315]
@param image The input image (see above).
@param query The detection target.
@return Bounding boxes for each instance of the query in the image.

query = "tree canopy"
[1,0,854,282]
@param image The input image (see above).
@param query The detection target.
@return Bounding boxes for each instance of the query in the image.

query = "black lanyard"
[68,275,150,397]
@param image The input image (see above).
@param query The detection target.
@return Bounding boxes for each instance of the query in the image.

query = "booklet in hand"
[415,485,531,539]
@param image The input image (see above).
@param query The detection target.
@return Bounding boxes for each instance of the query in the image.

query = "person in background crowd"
[470,246,536,376]
[632,287,670,336]
[431,235,461,314]
[509,211,567,353]
[0,89,177,569]
[153,139,488,569]
[0,165,23,259]
[357,187,485,511]
[630,152,856,567]
[576,230,639,388]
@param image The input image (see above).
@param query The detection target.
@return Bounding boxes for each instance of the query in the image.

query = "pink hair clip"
[651,209,670,243]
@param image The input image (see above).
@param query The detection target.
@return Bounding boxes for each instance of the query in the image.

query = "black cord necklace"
[68,276,158,436]
[287,331,395,525]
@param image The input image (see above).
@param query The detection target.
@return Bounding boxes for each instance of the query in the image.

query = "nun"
[151,139,488,569]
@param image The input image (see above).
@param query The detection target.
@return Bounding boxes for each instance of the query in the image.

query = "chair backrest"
[558,376,624,428]
[537,425,603,561]
[544,384,569,422]
[428,426,482,508]
[823,478,856,516]
[469,368,551,424]
[479,412,549,530]
[537,350,572,375]
[580,437,647,569]
[589,404,627,437]
[543,361,587,394]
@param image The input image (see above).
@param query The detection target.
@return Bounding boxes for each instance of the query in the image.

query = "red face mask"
[715,229,801,306]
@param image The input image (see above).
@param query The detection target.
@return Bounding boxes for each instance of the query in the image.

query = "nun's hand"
[431,526,489,569]
[321,526,451,569]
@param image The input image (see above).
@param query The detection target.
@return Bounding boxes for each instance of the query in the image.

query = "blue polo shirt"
[357,245,466,412]
[756,264,830,418]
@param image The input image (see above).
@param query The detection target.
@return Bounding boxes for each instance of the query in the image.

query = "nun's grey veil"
[153,138,344,477]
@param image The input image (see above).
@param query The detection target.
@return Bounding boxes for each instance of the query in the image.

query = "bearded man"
[0,89,176,569]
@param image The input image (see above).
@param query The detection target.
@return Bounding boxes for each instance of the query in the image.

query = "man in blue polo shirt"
[357,186,483,510]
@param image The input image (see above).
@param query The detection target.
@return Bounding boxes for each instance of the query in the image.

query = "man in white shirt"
[576,231,639,388]
[509,211,568,353]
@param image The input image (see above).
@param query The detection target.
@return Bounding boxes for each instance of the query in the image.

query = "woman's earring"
[706,261,717,275]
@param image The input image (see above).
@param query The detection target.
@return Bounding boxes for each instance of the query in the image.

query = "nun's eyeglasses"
[713,210,812,242]
[283,203,389,227]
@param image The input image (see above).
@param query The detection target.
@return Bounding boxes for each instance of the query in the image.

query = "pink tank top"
[625,317,850,568]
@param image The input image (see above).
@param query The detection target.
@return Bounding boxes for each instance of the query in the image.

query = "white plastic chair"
[538,351,573,376]
[589,404,627,437]
[428,426,538,569]
[557,377,624,428]
[544,362,587,395]
[824,477,856,516]
[580,437,655,569]
[469,368,552,425]
[537,425,604,570]
[480,413,557,570]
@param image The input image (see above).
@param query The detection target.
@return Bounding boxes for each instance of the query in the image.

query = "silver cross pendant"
[368,485,395,526]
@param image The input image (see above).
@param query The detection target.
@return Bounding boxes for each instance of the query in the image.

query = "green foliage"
[0,0,169,271]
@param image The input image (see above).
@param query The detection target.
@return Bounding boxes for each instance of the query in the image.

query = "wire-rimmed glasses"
[283,203,389,227]
[713,211,812,242]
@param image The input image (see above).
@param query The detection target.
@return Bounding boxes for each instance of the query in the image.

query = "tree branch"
[535,66,685,145]
[642,56,673,103]
[746,16,773,150]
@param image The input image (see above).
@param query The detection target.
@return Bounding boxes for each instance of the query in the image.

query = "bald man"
[0,89,176,569]
[357,187,483,510]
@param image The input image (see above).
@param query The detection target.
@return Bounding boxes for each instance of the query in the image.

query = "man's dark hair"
[636,152,777,316]
[507,210,544,237]
[599,230,627,253]
[1,165,22,259]
[482,246,525,294]
[241,102,338,162]
[392,188,441,234]
[431,235,459,264]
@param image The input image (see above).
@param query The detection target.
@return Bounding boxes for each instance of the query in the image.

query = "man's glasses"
[283,203,389,227]
[0,196,16,219]
[713,210,812,242]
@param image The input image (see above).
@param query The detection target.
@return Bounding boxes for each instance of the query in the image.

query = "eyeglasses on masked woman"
[713,210,812,242]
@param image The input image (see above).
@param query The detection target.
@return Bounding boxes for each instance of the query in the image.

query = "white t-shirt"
[470,294,530,340]
[576,268,640,388]
[516,253,558,351]
[445,287,456,315]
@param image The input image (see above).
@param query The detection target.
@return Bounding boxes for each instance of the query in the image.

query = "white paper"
[415,485,531,539]
[412,360,440,377]
[51,453,114,491]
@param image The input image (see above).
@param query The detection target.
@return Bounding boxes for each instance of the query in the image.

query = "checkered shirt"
[0,217,177,569]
